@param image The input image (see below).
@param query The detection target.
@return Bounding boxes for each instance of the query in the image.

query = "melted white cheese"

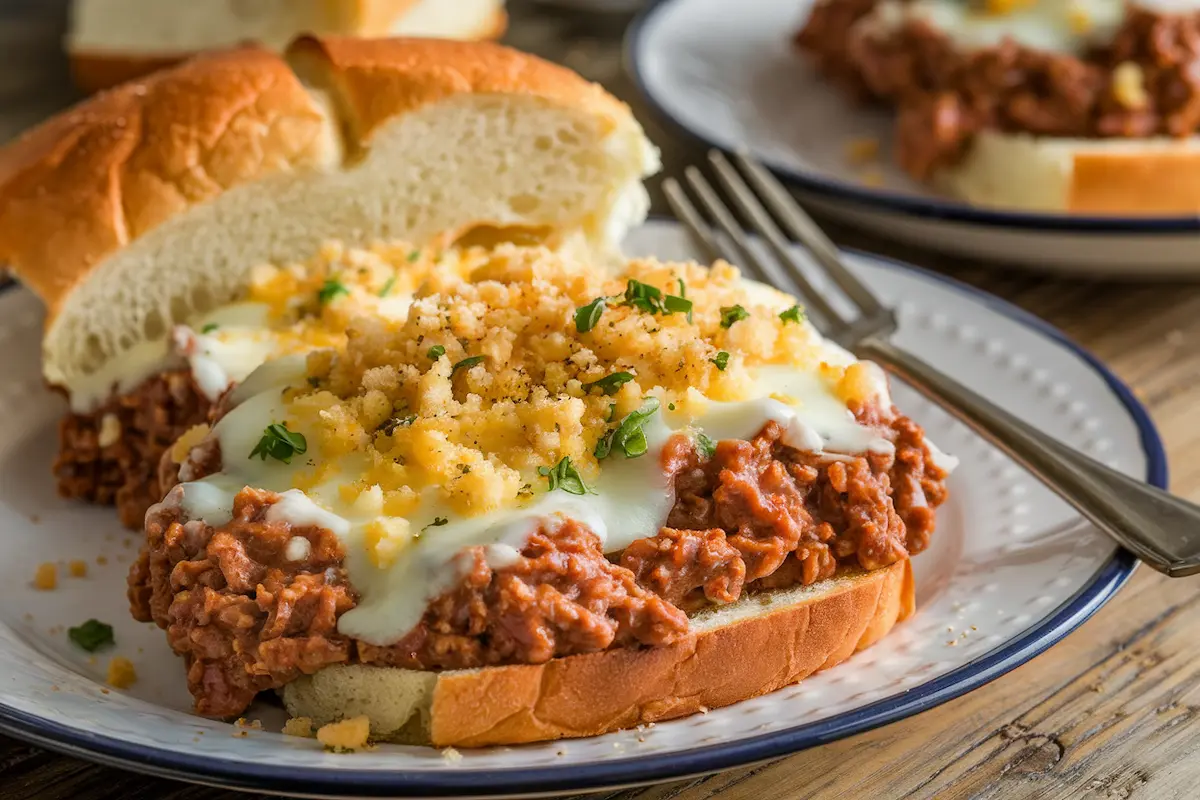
[171,345,914,646]
[865,0,1178,56]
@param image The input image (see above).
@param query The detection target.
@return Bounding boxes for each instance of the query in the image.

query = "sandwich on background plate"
[68,0,509,92]
[798,0,1200,214]
[129,244,955,748]
[0,35,658,528]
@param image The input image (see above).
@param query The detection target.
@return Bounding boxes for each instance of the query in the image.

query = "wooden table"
[2,2,1200,798]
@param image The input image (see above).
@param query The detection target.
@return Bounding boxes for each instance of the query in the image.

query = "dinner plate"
[0,219,1152,798]
[627,0,1200,276]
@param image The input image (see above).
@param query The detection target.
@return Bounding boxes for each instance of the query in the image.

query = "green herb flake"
[306,376,321,388]
[378,276,397,298]
[711,351,730,371]
[68,619,114,653]
[427,344,446,360]
[595,397,661,460]
[451,355,486,375]
[720,305,750,328]
[695,433,717,460]
[582,372,634,396]
[621,279,665,314]
[200,322,219,334]
[575,297,607,333]
[408,250,421,263]
[378,414,417,436]
[423,517,449,532]
[537,456,594,495]
[606,403,617,422]
[249,423,307,464]
[663,293,694,322]
[779,305,805,325]
[317,278,350,305]
[668,403,676,411]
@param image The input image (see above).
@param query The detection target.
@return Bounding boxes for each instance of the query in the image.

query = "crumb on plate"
[282,717,316,738]
[316,716,370,752]
[33,563,57,590]
[844,136,880,166]
[106,657,137,688]
[68,560,88,578]
[442,747,463,764]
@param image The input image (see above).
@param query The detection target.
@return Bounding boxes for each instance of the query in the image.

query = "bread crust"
[6,34,634,329]
[67,3,508,94]
[0,46,334,317]
[1070,150,1200,214]
[285,560,914,747]
[284,34,630,147]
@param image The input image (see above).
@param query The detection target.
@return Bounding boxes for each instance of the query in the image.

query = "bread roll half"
[0,36,659,410]
[936,131,1200,215]
[282,560,914,748]
[68,0,508,93]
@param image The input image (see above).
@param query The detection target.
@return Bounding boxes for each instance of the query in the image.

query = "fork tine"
[662,178,723,263]
[706,151,847,328]
[730,151,886,317]
[680,166,774,286]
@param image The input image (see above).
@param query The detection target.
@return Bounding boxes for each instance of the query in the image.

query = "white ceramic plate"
[628,0,1200,276]
[0,220,1152,798]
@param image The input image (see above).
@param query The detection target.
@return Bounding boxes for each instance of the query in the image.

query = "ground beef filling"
[797,3,1200,176]
[55,370,211,529]
[129,411,946,717]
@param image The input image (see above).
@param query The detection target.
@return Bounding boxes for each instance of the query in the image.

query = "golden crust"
[1070,150,1200,214]
[67,4,509,94]
[0,46,333,317]
[428,560,913,747]
[284,34,632,147]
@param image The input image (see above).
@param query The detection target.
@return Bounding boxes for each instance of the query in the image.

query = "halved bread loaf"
[0,36,659,410]
[68,0,508,92]
[282,560,914,748]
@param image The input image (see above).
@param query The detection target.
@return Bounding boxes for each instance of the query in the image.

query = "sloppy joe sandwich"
[0,36,658,528]
[130,244,954,747]
[69,0,508,92]
[798,0,1200,213]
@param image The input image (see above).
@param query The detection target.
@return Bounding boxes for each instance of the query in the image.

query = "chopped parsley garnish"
[695,433,717,459]
[668,403,676,411]
[621,279,664,314]
[606,403,617,422]
[595,397,661,460]
[407,250,421,263]
[779,305,805,325]
[427,344,446,360]
[711,351,730,371]
[378,276,396,297]
[720,305,750,328]
[582,372,634,395]
[317,278,350,305]
[249,423,307,464]
[575,297,607,333]
[377,414,417,436]
[68,619,114,652]
[200,322,219,334]
[423,517,449,532]
[663,294,693,321]
[451,355,486,375]
[538,456,594,495]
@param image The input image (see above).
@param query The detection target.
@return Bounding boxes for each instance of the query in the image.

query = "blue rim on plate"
[0,254,1152,797]
[626,0,1200,234]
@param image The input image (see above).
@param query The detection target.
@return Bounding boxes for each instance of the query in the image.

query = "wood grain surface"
[2,1,1199,799]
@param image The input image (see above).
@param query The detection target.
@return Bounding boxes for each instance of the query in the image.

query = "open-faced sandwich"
[68,0,509,92]
[129,244,954,748]
[0,36,657,528]
[797,0,1200,213]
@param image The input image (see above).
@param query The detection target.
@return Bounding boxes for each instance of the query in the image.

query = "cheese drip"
[175,356,900,646]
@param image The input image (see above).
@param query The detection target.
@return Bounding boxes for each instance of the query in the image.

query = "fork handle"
[857,336,1200,577]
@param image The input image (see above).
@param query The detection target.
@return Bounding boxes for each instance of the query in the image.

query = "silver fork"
[665,149,1200,578]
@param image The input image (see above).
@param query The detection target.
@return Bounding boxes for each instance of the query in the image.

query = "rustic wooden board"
[2,2,1199,799]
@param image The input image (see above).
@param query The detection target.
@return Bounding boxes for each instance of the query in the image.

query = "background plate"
[0,220,1150,797]
[628,0,1200,275]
